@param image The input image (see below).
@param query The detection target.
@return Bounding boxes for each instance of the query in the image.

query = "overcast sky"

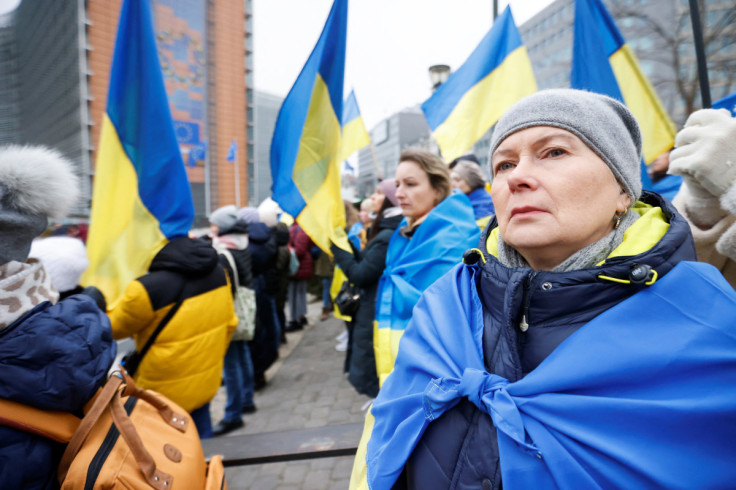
[0,0,556,130]
[254,0,555,130]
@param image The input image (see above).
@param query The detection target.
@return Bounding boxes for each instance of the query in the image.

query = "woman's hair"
[344,199,360,229]
[451,160,486,192]
[368,189,396,243]
[398,149,451,202]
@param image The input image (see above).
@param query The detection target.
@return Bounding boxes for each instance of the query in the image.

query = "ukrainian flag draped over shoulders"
[361,261,736,488]
[421,7,536,163]
[373,193,480,387]
[82,0,194,307]
[571,0,675,165]
[270,0,348,255]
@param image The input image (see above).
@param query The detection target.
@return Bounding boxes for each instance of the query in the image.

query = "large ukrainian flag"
[571,0,676,165]
[421,7,537,163]
[82,0,194,307]
[270,0,348,254]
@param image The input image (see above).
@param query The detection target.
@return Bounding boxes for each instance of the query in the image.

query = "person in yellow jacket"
[107,236,237,438]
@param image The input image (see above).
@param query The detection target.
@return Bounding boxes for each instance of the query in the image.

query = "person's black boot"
[212,418,244,436]
[285,321,302,332]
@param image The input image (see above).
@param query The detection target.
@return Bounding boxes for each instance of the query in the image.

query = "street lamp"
[429,64,451,91]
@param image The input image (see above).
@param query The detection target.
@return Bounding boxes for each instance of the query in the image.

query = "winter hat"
[377,178,399,207]
[489,89,643,201]
[451,160,487,192]
[257,197,282,227]
[209,205,238,230]
[29,236,89,293]
[449,153,480,169]
[0,145,79,265]
[237,206,261,224]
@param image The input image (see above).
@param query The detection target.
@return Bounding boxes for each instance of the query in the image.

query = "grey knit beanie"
[0,145,79,265]
[489,89,642,201]
[209,205,238,230]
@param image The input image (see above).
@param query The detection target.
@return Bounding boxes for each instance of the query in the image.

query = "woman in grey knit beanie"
[487,88,643,271]
[357,89,736,489]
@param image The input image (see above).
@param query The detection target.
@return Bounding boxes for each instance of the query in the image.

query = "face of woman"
[491,126,631,271]
[395,160,441,222]
[370,189,386,213]
[450,172,472,194]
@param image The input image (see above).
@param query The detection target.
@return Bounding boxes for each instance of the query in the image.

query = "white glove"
[669,108,736,198]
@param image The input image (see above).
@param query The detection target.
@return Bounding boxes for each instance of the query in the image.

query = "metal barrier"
[201,422,363,466]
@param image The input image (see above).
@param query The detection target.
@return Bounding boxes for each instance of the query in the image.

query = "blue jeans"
[190,403,212,439]
[222,340,255,423]
[321,277,332,307]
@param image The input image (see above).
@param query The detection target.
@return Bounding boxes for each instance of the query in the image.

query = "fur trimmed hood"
[0,145,79,264]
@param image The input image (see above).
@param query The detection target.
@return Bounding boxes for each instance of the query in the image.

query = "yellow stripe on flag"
[82,116,167,307]
[293,75,345,255]
[432,47,537,163]
[610,45,676,164]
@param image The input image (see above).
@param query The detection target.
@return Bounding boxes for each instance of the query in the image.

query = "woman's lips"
[510,206,546,219]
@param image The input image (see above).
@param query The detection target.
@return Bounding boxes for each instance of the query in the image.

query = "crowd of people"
[2,89,736,489]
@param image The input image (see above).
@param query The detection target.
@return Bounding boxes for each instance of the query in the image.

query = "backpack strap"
[127,279,187,376]
[0,398,81,443]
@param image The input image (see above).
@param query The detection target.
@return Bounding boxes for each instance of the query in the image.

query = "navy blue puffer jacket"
[402,191,696,489]
[0,295,116,489]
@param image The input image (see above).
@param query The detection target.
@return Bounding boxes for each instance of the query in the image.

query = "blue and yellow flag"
[338,90,371,163]
[714,90,736,116]
[83,0,194,307]
[270,0,348,255]
[421,7,537,163]
[571,0,676,165]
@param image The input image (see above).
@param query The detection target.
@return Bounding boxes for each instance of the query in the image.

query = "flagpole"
[233,146,241,207]
[688,0,711,108]
[368,142,383,181]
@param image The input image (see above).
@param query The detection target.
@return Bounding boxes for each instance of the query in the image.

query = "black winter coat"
[331,213,403,397]
[246,221,280,376]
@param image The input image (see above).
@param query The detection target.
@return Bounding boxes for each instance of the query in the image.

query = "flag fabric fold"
[338,90,371,163]
[82,0,194,307]
[270,0,348,255]
[421,6,537,163]
[571,0,676,166]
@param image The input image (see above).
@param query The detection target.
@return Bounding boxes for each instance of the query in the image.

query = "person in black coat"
[237,207,280,391]
[330,179,402,398]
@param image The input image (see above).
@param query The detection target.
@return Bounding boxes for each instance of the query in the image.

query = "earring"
[613,211,625,229]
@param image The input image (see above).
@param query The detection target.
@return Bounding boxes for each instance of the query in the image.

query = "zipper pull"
[519,313,529,332]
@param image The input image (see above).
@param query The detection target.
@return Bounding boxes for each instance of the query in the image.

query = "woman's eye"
[495,162,514,173]
[546,148,567,158]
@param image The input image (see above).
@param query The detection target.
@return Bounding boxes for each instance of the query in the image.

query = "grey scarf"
[497,209,639,272]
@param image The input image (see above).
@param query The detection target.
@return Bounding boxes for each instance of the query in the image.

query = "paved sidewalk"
[209,299,373,489]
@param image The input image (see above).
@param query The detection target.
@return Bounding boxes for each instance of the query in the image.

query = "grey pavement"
[208,296,373,490]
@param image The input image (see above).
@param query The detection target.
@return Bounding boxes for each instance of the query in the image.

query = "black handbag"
[335,281,361,317]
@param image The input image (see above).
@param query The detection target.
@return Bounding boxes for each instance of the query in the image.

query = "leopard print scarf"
[0,259,58,331]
